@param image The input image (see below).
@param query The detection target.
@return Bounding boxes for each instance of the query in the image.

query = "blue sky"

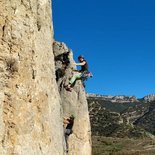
[52,0,155,98]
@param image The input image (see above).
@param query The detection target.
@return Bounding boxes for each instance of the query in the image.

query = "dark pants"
[64,129,72,151]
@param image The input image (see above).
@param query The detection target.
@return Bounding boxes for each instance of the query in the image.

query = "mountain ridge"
[87,93,155,103]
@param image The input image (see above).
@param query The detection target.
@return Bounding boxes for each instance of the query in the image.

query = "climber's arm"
[63,117,70,124]
[74,61,86,66]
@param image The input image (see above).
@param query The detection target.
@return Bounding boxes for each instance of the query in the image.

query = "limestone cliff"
[0,0,91,155]
[53,41,92,155]
[0,0,65,155]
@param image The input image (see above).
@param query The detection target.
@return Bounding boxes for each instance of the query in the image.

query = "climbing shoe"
[64,85,73,92]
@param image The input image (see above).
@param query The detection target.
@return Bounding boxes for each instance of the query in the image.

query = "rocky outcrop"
[143,94,155,102]
[53,41,92,155]
[0,1,92,155]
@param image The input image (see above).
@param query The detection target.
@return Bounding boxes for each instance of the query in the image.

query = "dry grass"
[92,136,155,155]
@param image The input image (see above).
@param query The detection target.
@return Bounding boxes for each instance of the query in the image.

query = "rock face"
[53,41,92,155]
[0,1,65,155]
[0,1,92,155]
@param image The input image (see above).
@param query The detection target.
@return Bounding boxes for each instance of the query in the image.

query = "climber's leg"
[65,134,69,152]
[64,129,71,152]
[69,72,82,85]
[65,72,82,91]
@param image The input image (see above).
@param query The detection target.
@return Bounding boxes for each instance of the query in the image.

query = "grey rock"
[54,41,92,155]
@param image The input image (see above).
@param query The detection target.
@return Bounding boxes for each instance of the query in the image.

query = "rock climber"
[64,115,75,152]
[65,55,92,91]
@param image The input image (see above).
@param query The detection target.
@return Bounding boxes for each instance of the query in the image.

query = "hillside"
[87,94,155,155]
[87,94,155,137]
[134,100,155,135]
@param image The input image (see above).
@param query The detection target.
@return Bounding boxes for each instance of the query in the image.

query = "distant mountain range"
[87,93,155,103]
[87,93,155,138]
